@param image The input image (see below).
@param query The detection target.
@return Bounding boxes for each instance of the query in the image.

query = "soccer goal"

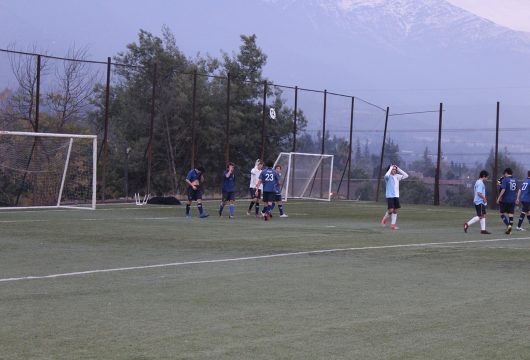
[274,152,334,201]
[0,131,97,210]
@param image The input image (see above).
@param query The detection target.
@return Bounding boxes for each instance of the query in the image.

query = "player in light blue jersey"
[464,170,491,234]
[218,162,236,218]
[381,164,408,230]
[496,167,517,234]
[515,170,530,231]
[255,160,280,221]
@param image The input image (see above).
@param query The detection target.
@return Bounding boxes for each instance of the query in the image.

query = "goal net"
[0,131,97,210]
[274,152,334,201]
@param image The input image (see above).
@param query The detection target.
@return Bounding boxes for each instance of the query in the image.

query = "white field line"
[1,237,529,283]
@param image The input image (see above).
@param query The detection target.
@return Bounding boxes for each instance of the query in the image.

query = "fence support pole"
[191,70,197,169]
[375,107,390,202]
[147,62,157,195]
[225,73,231,164]
[261,81,267,160]
[101,57,111,202]
[434,102,443,206]
[292,86,298,153]
[492,101,500,208]
[35,55,41,132]
[347,97,355,200]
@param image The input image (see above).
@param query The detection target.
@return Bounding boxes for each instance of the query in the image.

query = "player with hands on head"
[185,165,209,219]
[247,159,264,217]
[381,164,408,230]
[219,162,236,218]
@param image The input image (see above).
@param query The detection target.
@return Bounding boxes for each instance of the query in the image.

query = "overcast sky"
[1,0,530,60]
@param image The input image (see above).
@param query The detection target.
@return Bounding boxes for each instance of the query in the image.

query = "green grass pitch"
[1,200,530,359]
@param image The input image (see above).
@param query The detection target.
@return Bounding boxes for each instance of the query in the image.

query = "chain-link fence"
[2,48,530,207]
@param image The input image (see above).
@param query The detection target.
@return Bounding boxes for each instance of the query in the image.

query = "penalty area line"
[1,236,529,283]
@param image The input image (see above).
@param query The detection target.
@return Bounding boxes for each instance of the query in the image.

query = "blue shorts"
[274,193,282,202]
[499,202,515,214]
[262,191,275,203]
[187,187,203,201]
[521,201,530,213]
[222,191,235,202]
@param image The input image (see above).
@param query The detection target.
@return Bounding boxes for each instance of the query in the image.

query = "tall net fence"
[2,48,529,207]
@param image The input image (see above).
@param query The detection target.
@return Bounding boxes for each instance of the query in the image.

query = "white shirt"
[384,167,408,198]
[250,167,263,190]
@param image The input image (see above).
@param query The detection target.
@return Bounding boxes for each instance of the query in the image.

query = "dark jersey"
[500,176,517,203]
[520,178,530,202]
[222,169,235,193]
[259,167,280,193]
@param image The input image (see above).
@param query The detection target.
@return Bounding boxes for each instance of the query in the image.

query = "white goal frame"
[0,130,97,210]
[274,152,334,202]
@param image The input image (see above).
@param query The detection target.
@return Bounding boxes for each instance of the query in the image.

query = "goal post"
[0,131,97,210]
[274,152,334,201]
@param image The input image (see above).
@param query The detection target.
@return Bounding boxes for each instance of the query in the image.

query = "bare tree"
[7,44,49,131]
[46,46,102,130]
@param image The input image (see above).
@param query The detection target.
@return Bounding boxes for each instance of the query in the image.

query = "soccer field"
[1,201,530,359]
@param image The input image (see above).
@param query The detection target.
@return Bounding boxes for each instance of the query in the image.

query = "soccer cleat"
[199,213,209,219]
[480,230,491,234]
[516,227,526,231]
[229,215,234,219]
[280,214,289,218]
[390,224,399,230]
[505,225,512,235]
[464,223,469,233]
[381,217,387,226]
[246,211,251,216]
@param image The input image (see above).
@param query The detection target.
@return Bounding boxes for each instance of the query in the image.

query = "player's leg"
[382,198,392,225]
[186,188,194,218]
[255,190,261,217]
[219,192,227,216]
[390,198,400,230]
[506,203,515,234]
[247,188,255,215]
[277,196,287,217]
[465,204,482,232]
[500,204,509,226]
[196,192,208,218]
[228,193,235,218]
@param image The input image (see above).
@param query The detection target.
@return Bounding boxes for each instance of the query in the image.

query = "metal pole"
[35,55,41,132]
[434,102,443,206]
[261,81,267,160]
[292,86,298,152]
[320,90,327,198]
[375,107,390,202]
[191,70,197,169]
[492,101,500,208]
[147,62,157,195]
[101,57,111,202]
[347,97,355,200]
[225,73,231,164]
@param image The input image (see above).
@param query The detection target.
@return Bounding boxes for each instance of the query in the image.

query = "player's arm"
[384,166,393,178]
[185,178,196,190]
[496,188,505,204]
[397,167,409,180]
[516,189,521,205]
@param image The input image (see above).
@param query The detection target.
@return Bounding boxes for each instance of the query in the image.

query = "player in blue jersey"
[515,170,530,231]
[270,164,288,218]
[464,170,491,234]
[218,162,236,218]
[496,167,517,234]
[381,164,408,230]
[255,160,280,221]
[185,165,209,219]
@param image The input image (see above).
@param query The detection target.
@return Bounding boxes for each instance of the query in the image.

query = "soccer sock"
[248,201,255,211]
[501,214,509,225]
[278,204,284,215]
[480,218,486,231]
[467,216,479,226]
[197,203,204,215]
[391,213,397,225]
[527,214,530,223]
[255,203,260,215]
[218,203,224,215]
[509,216,513,226]
[271,203,276,211]
[518,213,525,227]
[229,204,235,217]
[263,205,270,214]
[185,204,190,216]
[383,212,390,220]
